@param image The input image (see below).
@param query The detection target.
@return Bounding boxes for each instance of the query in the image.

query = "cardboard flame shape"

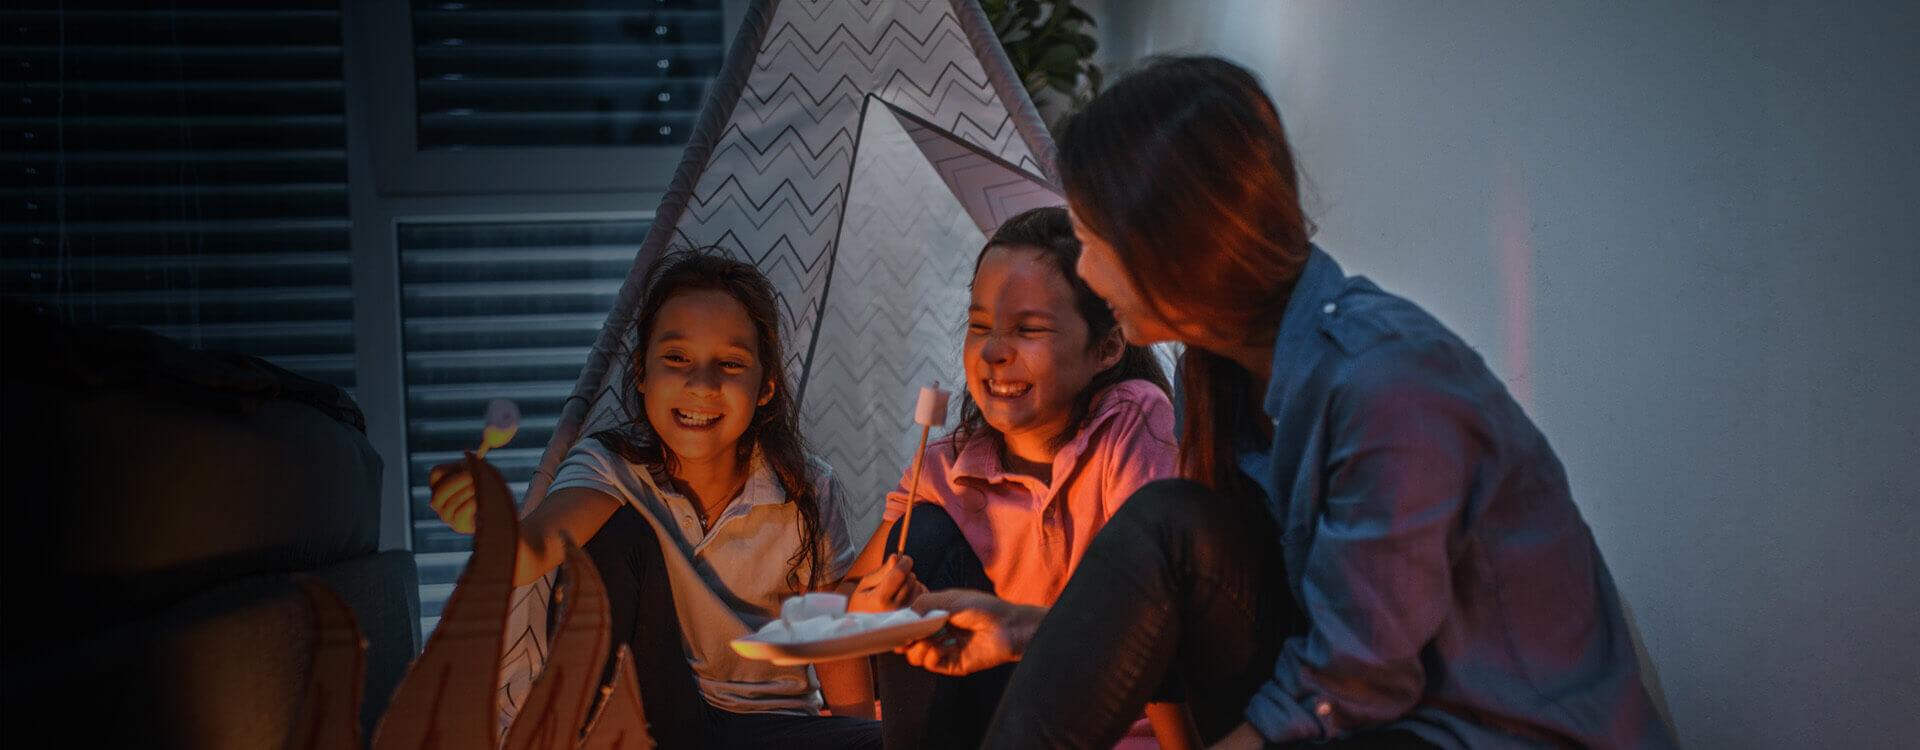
[287,454,652,750]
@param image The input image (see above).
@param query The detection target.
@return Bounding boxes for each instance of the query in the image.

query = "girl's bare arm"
[844,514,898,581]
[514,486,623,586]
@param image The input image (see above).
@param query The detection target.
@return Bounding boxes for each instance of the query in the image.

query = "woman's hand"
[899,589,1045,676]
[848,553,926,613]
[428,452,483,533]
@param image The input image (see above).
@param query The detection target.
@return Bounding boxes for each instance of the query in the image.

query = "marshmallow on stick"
[897,383,951,557]
[913,384,951,428]
[475,398,521,459]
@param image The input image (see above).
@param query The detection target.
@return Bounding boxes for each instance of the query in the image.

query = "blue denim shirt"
[1236,248,1674,749]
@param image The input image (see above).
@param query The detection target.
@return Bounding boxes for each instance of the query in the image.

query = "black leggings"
[876,503,1015,750]
[978,479,1434,750]
[578,505,882,750]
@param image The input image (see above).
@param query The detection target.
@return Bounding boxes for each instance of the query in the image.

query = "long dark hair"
[1058,56,1313,494]
[949,206,1171,466]
[592,250,826,591]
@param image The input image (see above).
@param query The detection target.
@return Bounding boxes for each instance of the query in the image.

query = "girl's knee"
[579,505,662,584]
[1113,479,1245,544]
[890,502,962,549]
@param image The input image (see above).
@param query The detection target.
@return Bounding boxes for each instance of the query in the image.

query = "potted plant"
[983,0,1103,131]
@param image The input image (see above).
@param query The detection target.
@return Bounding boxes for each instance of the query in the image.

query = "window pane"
[399,217,648,635]
[2,3,355,390]
[411,0,725,149]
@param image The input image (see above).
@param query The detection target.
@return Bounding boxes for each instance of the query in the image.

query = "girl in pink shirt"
[846,206,1178,748]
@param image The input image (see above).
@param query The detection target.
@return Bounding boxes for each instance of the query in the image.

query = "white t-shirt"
[548,437,856,714]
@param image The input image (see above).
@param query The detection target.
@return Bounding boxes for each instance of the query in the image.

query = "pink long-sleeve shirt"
[882,379,1179,607]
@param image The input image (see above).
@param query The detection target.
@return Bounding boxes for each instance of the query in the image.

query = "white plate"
[731,612,950,666]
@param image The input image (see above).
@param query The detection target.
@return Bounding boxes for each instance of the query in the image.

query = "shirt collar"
[945,384,1136,489]
[735,451,787,508]
[949,432,1020,485]
[1263,245,1344,418]
[645,449,787,510]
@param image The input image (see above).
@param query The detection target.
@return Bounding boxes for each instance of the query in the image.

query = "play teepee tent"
[494,0,1065,727]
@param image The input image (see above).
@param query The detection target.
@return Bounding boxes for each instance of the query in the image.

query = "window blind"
[411,0,725,150]
[3,1,355,390]
[398,218,648,635]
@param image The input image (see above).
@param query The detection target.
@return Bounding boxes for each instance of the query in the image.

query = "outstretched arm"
[428,459,621,587]
[515,487,623,586]
[898,589,1047,676]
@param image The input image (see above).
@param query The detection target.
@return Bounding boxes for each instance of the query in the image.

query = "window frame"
[353,0,744,196]
[341,0,739,552]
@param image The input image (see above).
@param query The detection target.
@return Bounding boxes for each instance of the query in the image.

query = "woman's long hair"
[1058,56,1313,494]
[592,249,826,591]
[948,206,1171,467]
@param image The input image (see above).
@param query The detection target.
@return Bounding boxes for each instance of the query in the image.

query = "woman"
[902,56,1674,750]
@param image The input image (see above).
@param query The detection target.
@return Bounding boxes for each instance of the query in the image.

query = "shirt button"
[1315,701,1333,717]
[1322,301,1337,315]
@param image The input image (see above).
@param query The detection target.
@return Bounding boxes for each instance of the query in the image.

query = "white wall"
[1090,2,1920,747]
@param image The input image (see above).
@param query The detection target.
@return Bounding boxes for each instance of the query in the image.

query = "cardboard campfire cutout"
[501,537,615,750]
[577,647,653,750]
[495,0,1064,731]
[288,577,368,750]
[289,456,650,749]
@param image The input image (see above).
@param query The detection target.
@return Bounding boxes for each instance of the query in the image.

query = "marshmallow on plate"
[753,592,933,644]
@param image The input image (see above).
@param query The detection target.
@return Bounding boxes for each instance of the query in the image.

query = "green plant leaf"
[988,0,1102,124]
[1024,72,1050,96]
[1072,32,1098,56]
[1043,1,1069,34]
[1038,45,1081,78]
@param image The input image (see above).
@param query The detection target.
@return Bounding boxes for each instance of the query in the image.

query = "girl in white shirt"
[427,250,879,749]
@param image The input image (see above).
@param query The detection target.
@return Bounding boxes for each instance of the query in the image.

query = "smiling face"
[638,288,772,467]
[965,244,1122,462]
[1069,209,1183,347]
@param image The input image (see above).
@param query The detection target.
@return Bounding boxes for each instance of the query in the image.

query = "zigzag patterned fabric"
[496,0,1061,728]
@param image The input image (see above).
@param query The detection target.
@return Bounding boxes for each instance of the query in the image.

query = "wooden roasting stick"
[896,382,951,559]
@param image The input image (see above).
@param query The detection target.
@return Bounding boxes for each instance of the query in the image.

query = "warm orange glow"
[477,424,518,458]
[474,398,522,460]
